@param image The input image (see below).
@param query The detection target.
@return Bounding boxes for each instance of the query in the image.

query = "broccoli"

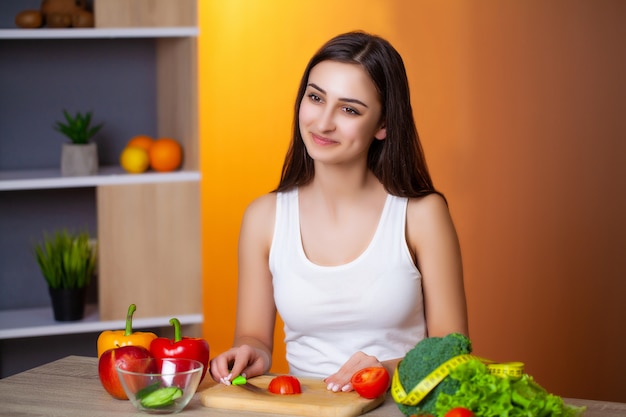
[394,333,472,416]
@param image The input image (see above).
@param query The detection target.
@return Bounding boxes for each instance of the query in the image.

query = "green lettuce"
[435,360,586,417]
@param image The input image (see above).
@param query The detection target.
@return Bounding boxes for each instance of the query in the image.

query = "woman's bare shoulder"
[407,192,449,219]
[406,193,457,246]
[241,192,277,234]
[245,192,277,215]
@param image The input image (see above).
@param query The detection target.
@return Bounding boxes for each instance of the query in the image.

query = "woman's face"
[299,60,386,167]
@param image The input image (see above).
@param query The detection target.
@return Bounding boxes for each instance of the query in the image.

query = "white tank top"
[270,188,426,378]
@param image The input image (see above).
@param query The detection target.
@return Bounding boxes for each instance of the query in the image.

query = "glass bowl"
[116,358,203,414]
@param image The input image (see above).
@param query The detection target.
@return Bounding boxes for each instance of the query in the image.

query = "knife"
[231,375,268,395]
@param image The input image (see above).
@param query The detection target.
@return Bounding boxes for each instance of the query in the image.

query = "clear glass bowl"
[116,358,203,414]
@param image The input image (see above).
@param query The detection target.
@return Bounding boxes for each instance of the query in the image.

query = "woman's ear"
[374,124,386,140]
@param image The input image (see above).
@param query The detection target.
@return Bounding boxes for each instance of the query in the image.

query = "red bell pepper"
[149,318,210,382]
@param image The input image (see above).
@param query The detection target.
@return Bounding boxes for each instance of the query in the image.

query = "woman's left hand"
[323,351,382,392]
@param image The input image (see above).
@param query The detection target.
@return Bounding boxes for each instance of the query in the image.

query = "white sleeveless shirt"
[270,188,426,378]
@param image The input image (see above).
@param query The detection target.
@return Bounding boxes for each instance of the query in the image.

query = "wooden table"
[0,356,623,417]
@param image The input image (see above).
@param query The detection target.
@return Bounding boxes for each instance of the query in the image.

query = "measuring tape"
[391,355,525,406]
[485,361,525,379]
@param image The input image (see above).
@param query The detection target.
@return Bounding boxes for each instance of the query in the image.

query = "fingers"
[210,345,270,385]
[326,380,354,393]
[324,351,382,392]
[209,348,237,382]
[229,345,261,379]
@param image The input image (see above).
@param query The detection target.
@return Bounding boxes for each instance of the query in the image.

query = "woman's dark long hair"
[275,31,439,199]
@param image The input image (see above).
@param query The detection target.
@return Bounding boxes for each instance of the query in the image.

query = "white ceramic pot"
[61,142,98,176]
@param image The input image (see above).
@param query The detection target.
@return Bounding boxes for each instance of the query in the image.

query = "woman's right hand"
[209,344,271,384]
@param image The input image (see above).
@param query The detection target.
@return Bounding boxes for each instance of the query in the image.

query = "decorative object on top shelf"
[148,138,183,172]
[54,109,103,145]
[33,229,97,321]
[55,109,104,176]
[120,135,154,174]
[119,135,184,174]
[15,0,95,29]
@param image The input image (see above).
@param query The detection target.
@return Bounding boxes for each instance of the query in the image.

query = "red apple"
[98,345,153,400]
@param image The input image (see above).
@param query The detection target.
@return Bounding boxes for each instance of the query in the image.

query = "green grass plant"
[34,230,96,289]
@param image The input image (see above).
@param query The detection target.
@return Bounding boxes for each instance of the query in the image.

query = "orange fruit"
[126,135,154,153]
[149,138,183,172]
[120,146,150,174]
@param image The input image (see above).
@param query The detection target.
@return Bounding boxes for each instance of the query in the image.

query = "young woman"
[209,31,468,393]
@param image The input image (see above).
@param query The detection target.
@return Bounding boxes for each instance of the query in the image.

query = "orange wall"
[199,0,626,402]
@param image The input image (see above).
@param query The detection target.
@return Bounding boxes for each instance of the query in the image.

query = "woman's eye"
[343,106,360,115]
[307,93,322,102]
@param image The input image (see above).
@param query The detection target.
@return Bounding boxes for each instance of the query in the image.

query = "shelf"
[0,304,203,339]
[0,166,201,191]
[0,27,198,40]
[0,0,202,352]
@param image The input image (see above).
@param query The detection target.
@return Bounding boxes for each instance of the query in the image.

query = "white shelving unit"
[0,27,198,39]
[0,166,200,191]
[0,12,201,343]
[0,305,203,339]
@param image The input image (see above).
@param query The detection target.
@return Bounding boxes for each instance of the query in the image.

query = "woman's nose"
[316,107,335,132]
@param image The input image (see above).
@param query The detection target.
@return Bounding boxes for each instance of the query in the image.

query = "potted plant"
[54,109,103,176]
[34,229,97,321]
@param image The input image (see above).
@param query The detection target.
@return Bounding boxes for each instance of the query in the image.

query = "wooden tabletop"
[0,356,623,417]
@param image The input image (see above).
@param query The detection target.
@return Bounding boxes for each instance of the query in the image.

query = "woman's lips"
[311,133,337,146]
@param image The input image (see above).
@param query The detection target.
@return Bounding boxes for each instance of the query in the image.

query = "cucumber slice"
[135,382,161,400]
[140,386,183,408]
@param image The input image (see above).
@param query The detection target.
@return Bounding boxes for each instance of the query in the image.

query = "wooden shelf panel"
[0,166,200,191]
[0,27,198,39]
[97,181,202,321]
[0,304,203,340]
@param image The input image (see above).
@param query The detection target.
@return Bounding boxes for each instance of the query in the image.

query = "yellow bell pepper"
[97,304,157,358]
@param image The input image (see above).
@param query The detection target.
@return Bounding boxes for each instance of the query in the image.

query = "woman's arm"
[209,194,277,383]
[407,193,469,337]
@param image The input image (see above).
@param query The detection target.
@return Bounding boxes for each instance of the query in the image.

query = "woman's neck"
[304,163,383,202]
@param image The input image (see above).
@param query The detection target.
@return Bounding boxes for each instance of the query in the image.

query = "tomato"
[267,375,302,395]
[444,407,474,417]
[350,367,390,399]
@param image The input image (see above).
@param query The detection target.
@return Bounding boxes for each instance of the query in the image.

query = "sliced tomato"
[267,375,302,395]
[350,367,390,399]
[444,407,474,417]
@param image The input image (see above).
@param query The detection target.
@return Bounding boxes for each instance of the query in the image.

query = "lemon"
[120,146,150,174]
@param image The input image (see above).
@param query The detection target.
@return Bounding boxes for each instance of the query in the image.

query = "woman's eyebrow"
[307,83,369,108]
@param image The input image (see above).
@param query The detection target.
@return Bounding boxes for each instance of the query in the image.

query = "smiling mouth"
[311,133,337,145]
